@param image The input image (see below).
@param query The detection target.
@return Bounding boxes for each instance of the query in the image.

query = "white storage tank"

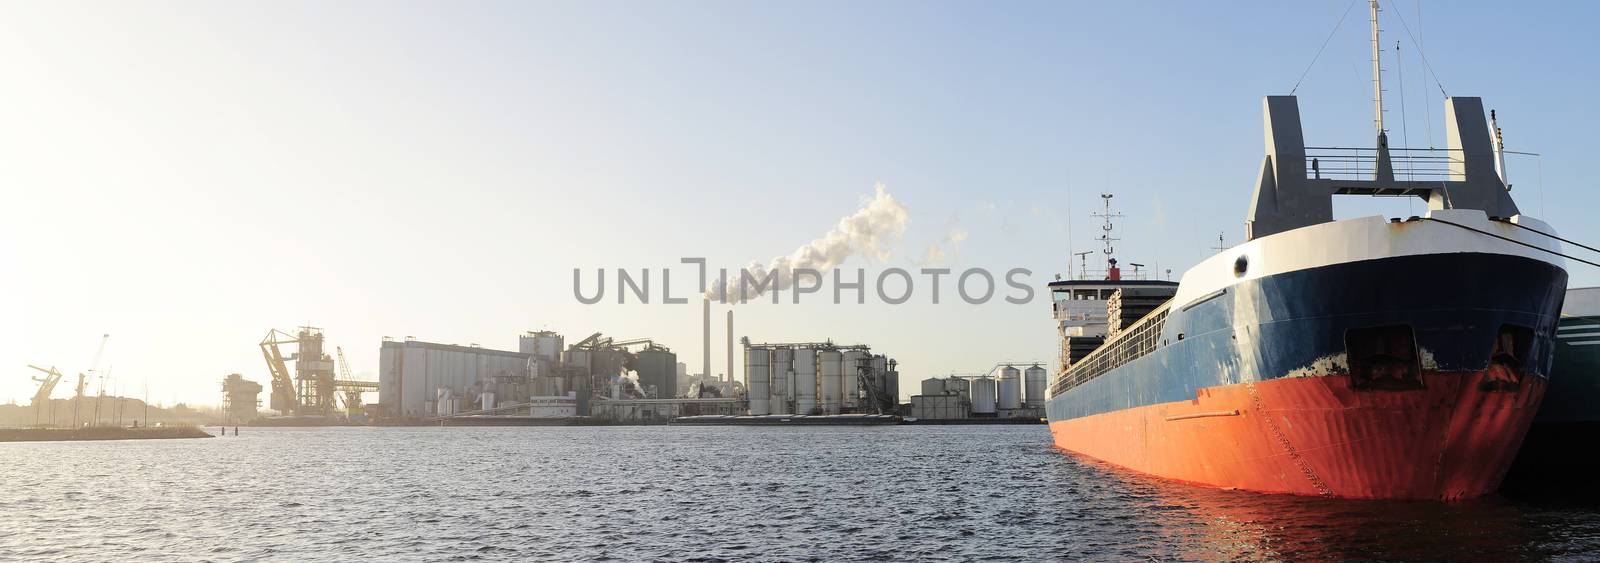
[971,377,997,414]
[841,350,867,408]
[746,347,771,415]
[1025,364,1048,408]
[794,347,818,414]
[771,347,793,415]
[479,392,495,412]
[818,349,843,414]
[998,365,1022,410]
[921,377,947,396]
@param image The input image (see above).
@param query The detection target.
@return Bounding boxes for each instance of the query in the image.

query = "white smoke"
[708,183,909,302]
[614,368,645,398]
[919,220,968,266]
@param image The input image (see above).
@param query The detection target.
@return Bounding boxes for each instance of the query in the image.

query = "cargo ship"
[1503,287,1600,492]
[1044,2,1568,500]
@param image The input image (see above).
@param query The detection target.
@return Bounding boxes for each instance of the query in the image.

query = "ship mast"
[1092,194,1123,280]
[1370,0,1395,181]
[1369,0,1384,136]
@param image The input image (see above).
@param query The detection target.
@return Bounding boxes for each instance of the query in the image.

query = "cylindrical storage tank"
[971,377,997,414]
[871,355,889,403]
[840,350,866,409]
[480,392,495,412]
[921,377,946,396]
[818,349,843,414]
[746,347,771,415]
[770,347,793,415]
[998,365,1022,411]
[884,363,899,409]
[883,361,896,409]
[1025,364,1048,408]
[794,347,818,414]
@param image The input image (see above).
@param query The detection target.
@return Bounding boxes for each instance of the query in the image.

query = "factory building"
[742,339,899,415]
[378,339,534,418]
[220,373,263,423]
[910,363,1047,420]
[380,329,689,421]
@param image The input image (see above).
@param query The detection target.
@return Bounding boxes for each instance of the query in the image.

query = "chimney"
[702,298,711,383]
[726,310,735,386]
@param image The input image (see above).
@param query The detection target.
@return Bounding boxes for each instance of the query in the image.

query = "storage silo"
[519,331,563,363]
[884,359,899,407]
[998,365,1022,410]
[794,347,818,414]
[944,376,971,402]
[971,377,997,415]
[841,349,866,409]
[770,347,793,415]
[634,346,677,399]
[818,349,843,414]
[746,347,771,415]
[921,377,946,396]
[1025,364,1048,408]
[870,355,888,403]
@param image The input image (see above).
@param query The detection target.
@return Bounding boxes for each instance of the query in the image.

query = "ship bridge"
[1246,95,1519,241]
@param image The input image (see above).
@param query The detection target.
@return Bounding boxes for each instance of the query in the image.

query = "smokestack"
[726,310,734,386]
[702,298,711,384]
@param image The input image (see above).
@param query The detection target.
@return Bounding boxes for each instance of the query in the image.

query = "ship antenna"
[1065,191,1075,279]
[1370,0,1395,182]
[1492,109,1510,190]
[1091,194,1123,275]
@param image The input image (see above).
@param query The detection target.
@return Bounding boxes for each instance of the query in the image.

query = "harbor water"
[3,426,1599,561]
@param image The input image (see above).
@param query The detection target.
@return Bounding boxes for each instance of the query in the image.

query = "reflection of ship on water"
[1504,287,1600,494]
[1059,454,1556,561]
[1044,1,1568,500]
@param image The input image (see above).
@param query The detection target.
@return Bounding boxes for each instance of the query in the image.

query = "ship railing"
[1072,269,1152,281]
[1049,304,1171,396]
[1302,146,1466,182]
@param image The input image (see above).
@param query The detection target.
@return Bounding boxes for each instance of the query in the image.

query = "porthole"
[1233,255,1249,278]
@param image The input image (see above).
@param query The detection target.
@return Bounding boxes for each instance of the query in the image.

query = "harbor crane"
[260,329,300,415]
[334,346,378,412]
[260,327,379,418]
[25,365,64,426]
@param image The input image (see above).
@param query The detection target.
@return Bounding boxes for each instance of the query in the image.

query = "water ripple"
[2,426,1598,561]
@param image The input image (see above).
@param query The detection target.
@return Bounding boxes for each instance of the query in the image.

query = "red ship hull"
[1048,371,1546,500]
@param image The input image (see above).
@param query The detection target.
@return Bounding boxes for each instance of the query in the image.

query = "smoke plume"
[708,183,909,302]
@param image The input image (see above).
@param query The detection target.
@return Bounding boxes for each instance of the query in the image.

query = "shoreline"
[0,426,214,443]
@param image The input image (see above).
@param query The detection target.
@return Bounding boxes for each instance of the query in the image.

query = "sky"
[3,0,1598,407]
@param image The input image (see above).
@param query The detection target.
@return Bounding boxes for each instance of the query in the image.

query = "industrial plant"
[742,340,899,415]
[909,364,1047,421]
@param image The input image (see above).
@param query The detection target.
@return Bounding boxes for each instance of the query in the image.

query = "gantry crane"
[259,329,301,415]
[334,346,378,412]
[25,365,64,426]
[260,327,377,418]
